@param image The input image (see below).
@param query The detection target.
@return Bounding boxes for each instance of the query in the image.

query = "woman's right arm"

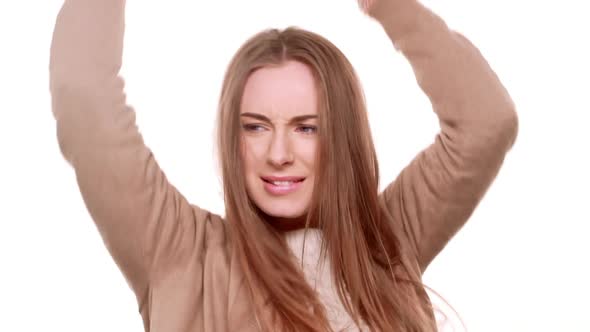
[50,0,207,311]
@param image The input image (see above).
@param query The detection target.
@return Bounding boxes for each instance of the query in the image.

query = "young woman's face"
[240,60,318,227]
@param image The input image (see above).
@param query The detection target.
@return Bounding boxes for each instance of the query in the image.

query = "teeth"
[272,181,295,186]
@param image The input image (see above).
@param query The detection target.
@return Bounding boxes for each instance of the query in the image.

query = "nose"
[267,130,294,167]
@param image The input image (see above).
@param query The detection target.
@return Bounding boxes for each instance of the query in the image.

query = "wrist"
[366,0,403,21]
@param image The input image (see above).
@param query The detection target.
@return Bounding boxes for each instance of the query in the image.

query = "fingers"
[358,0,376,14]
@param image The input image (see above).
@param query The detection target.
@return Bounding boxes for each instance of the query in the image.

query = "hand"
[357,0,378,15]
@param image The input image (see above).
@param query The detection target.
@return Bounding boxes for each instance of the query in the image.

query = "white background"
[1,0,589,331]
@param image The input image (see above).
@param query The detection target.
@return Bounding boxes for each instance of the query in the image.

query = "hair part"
[217,26,437,332]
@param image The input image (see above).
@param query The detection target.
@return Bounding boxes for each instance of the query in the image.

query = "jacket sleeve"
[49,0,206,310]
[373,0,519,272]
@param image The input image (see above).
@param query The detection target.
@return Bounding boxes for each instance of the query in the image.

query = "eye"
[242,124,266,132]
[296,125,317,134]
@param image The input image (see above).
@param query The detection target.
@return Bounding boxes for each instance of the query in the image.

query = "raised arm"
[366,0,519,272]
[49,0,201,310]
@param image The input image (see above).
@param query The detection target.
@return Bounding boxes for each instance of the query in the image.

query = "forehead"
[240,60,318,119]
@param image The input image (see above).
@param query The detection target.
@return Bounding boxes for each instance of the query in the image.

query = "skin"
[358,0,377,14]
[240,60,319,230]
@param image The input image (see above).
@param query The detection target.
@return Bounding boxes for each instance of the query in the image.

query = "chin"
[259,203,307,220]
[245,177,312,222]
[257,203,310,231]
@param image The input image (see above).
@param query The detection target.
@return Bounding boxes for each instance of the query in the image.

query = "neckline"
[284,228,326,265]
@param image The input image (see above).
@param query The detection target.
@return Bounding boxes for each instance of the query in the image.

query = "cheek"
[241,137,267,171]
[299,139,318,168]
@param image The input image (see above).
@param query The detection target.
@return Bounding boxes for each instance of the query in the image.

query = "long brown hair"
[217,27,437,332]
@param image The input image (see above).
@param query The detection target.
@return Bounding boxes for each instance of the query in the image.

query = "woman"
[49,0,518,331]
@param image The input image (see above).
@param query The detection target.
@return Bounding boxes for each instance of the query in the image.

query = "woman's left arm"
[367,0,519,272]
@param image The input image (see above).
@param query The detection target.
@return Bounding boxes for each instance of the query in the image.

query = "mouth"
[260,176,306,195]
[261,176,306,185]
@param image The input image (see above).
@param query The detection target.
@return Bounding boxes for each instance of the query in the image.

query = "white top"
[284,228,369,331]
[284,229,461,332]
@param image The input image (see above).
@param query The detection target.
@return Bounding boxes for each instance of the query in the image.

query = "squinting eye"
[297,125,317,134]
[242,124,266,132]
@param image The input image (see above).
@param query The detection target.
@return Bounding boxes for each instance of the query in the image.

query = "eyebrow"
[240,112,318,124]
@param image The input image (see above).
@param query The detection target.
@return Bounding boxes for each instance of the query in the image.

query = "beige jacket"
[49,0,518,331]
